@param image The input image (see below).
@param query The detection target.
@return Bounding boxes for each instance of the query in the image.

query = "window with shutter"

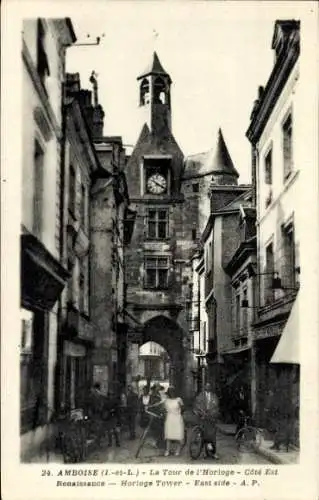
[265,241,275,304]
[33,140,44,237]
[283,114,293,180]
[265,148,273,185]
[281,222,296,288]
[69,165,76,216]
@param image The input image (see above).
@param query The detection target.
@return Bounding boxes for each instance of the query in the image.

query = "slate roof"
[183,152,208,178]
[204,128,239,178]
[137,51,172,83]
[183,128,239,179]
[216,187,253,214]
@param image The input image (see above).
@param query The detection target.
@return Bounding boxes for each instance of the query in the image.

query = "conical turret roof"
[137,51,172,83]
[204,128,239,178]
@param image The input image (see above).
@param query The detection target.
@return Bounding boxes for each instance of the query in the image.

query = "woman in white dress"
[163,386,184,457]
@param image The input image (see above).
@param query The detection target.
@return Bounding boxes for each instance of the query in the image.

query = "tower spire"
[137,52,172,133]
[137,51,171,83]
[205,128,239,185]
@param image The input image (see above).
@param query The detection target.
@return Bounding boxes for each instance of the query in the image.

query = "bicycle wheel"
[180,427,188,451]
[135,425,150,458]
[204,443,217,458]
[189,426,204,460]
[236,426,260,452]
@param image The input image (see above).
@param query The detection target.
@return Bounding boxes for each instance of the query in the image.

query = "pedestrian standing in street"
[86,382,105,438]
[235,385,249,434]
[193,382,219,459]
[159,384,167,401]
[119,387,128,432]
[126,385,139,440]
[138,386,150,429]
[148,385,165,448]
[163,386,185,457]
[104,389,121,447]
[269,381,293,451]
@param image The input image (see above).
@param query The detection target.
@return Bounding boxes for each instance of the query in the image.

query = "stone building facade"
[246,20,301,436]
[223,195,257,420]
[199,130,251,400]
[91,134,135,395]
[20,20,136,461]
[20,18,76,460]
[124,53,203,397]
[56,72,101,413]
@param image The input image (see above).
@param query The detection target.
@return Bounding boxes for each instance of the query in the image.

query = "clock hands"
[152,179,166,189]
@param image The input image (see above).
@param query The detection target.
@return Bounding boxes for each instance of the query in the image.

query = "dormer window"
[140,78,150,106]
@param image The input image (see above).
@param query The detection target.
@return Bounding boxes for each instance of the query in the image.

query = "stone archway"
[142,315,185,396]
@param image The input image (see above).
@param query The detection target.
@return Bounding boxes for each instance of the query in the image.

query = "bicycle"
[188,419,217,460]
[235,414,263,452]
[188,411,216,460]
[57,408,89,463]
[135,409,187,459]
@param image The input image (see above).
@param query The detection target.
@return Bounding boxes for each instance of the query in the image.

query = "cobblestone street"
[85,428,271,465]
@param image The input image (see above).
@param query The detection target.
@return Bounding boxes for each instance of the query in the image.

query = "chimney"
[89,71,105,138]
[92,105,105,138]
[65,72,81,95]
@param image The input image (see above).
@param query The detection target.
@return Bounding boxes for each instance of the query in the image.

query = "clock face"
[147,173,167,194]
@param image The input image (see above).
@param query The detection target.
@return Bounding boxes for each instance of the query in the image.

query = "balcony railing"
[232,326,249,339]
[257,288,298,324]
[66,306,94,342]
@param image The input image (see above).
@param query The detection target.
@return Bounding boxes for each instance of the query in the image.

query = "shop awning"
[270,295,299,364]
[21,234,69,310]
[222,345,251,355]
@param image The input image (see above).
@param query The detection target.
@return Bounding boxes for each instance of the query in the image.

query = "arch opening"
[140,78,150,106]
[140,315,185,395]
[136,341,170,394]
[154,77,167,104]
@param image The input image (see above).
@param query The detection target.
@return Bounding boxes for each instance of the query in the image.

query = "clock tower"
[124,52,194,396]
[137,51,172,134]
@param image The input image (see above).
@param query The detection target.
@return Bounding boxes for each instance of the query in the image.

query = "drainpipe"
[251,144,259,423]
[55,67,68,413]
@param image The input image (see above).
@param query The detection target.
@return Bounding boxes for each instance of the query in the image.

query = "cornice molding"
[247,31,300,145]
[128,302,183,312]
[224,241,256,276]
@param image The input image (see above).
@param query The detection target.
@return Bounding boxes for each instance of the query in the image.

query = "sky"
[65,1,311,184]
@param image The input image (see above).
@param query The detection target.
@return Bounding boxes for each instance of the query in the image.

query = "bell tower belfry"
[137,51,172,133]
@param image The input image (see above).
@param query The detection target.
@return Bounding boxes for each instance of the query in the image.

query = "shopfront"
[20,233,69,459]
[221,346,251,423]
[270,296,300,446]
[62,341,92,410]
[59,307,95,411]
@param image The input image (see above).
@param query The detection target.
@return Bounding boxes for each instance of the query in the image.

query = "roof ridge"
[220,187,252,211]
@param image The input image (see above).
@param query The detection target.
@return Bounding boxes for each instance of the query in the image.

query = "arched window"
[154,77,166,104]
[140,78,150,106]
